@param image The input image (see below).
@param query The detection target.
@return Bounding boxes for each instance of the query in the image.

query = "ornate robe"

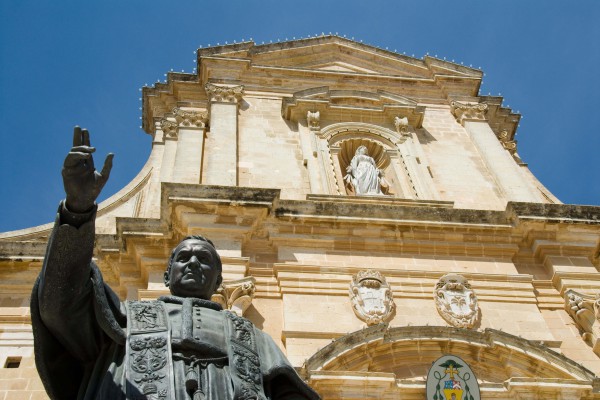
[31,202,319,400]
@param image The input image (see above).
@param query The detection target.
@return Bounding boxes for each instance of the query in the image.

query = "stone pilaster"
[204,83,244,186]
[451,101,542,203]
[172,108,208,184]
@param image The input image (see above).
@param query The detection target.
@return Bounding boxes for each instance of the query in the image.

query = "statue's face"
[164,239,222,299]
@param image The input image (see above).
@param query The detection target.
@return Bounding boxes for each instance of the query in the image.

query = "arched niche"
[322,123,414,198]
[305,325,596,383]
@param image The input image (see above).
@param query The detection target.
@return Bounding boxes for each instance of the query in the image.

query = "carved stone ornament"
[160,119,178,139]
[497,130,517,154]
[450,101,488,125]
[434,274,479,329]
[564,288,600,356]
[205,83,244,103]
[211,277,256,316]
[349,270,395,325]
[394,116,409,134]
[307,111,320,130]
[173,108,208,128]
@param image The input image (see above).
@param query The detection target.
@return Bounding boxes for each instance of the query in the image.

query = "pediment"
[197,36,482,80]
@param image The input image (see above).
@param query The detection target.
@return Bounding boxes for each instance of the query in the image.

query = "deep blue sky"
[1,1,599,232]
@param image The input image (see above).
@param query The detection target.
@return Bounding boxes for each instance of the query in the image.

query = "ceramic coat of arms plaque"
[426,355,480,400]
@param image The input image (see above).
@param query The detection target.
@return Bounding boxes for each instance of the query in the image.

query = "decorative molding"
[160,119,178,139]
[565,288,600,356]
[496,130,517,154]
[393,116,409,134]
[349,270,395,325]
[205,83,244,103]
[393,116,411,144]
[211,277,256,316]
[307,111,320,131]
[450,101,488,125]
[434,273,479,329]
[173,107,208,128]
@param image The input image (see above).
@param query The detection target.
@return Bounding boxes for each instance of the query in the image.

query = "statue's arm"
[36,127,113,361]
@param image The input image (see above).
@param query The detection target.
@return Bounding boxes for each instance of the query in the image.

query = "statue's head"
[164,235,223,300]
[356,145,367,156]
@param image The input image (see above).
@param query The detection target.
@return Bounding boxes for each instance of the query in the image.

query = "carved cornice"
[160,119,178,139]
[173,107,208,128]
[450,101,488,125]
[205,83,244,103]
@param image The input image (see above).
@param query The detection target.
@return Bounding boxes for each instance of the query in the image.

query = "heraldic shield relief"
[426,355,480,400]
[434,274,480,329]
[349,270,395,325]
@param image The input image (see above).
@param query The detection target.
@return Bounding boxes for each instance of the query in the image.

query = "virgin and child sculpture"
[31,127,320,400]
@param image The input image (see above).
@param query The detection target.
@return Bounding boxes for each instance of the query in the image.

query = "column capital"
[160,119,178,139]
[497,130,517,154]
[450,101,488,125]
[205,83,244,103]
[173,107,208,128]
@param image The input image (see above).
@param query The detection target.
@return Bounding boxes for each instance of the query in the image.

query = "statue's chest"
[165,301,227,355]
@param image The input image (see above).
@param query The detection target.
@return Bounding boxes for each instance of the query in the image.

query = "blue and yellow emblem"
[426,355,480,400]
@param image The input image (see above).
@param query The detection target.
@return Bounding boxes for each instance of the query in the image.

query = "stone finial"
[434,273,479,329]
[211,277,256,316]
[173,108,208,128]
[160,119,179,139]
[349,270,395,325]
[205,83,244,103]
[307,111,320,130]
[450,101,488,125]
[564,289,600,356]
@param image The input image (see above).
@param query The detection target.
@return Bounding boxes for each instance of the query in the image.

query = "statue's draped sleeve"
[31,201,126,399]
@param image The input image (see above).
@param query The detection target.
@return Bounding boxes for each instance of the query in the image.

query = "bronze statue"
[31,127,320,400]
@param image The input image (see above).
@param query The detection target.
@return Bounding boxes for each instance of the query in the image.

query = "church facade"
[1,35,600,399]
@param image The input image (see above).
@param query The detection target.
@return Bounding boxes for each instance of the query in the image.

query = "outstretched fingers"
[72,126,92,148]
[97,153,114,189]
[73,126,82,147]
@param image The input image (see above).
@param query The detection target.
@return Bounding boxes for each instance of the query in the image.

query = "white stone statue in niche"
[434,273,479,329]
[344,145,388,195]
[349,270,395,325]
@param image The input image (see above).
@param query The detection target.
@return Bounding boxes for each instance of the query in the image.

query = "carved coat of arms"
[434,274,479,329]
[349,270,395,325]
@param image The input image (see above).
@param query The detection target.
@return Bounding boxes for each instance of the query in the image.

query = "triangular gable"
[197,35,482,80]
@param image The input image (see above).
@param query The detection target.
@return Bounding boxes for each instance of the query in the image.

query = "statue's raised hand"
[62,126,114,213]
